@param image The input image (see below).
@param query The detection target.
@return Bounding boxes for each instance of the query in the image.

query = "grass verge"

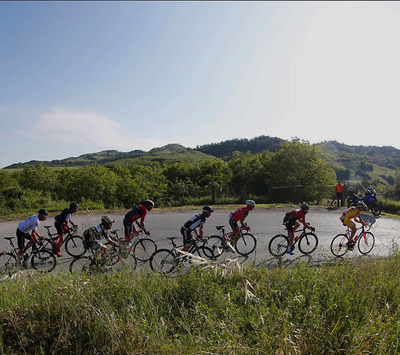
[1,257,400,354]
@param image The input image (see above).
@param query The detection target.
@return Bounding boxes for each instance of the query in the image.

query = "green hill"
[4,144,217,169]
[4,137,400,185]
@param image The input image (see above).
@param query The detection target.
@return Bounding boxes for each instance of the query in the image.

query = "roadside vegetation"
[0,140,337,215]
[1,256,400,354]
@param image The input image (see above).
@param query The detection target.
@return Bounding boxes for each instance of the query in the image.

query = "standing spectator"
[335,181,344,207]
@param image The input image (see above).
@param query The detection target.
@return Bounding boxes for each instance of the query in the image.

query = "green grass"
[2,257,400,354]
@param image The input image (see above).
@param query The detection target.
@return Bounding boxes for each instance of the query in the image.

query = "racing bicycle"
[331,223,375,257]
[268,226,318,257]
[150,236,215,274]
[43,225,86,258]
[205,226,257,258]
[130,229,157,262]
[0,236,57,276]
[69,234,137,274]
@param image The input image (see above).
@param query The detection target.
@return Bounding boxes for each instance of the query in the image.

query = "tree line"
[0,141,339,215]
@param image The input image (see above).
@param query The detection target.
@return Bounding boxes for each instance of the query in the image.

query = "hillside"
[4,137,400,185]
[4,144,217,169]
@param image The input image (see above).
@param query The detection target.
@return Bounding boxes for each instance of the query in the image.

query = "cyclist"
[53,202,79,257]
[16,209,49,263]
[339,201,368,247]
[228,200,255,249]
[83,216,120,263]
[180,205,214,253]
[283,204,315,255]
[123,199,154,244]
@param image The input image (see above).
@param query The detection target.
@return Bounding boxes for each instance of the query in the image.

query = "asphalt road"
[1,207,400,271]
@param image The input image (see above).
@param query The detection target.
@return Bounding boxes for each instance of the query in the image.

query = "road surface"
[1,207,399,271]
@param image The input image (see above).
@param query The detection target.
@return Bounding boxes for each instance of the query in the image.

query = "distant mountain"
[4,144,217,169]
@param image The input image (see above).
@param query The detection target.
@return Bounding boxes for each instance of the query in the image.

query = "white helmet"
[246,200,256,207]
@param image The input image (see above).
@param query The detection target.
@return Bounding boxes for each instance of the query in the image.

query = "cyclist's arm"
[197,225,204,239]
[31,229,40,241]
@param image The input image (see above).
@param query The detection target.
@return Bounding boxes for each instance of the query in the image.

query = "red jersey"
[229,206,250,222]
[290,209,306,222]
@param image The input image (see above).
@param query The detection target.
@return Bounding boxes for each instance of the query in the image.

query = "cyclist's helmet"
[69,202,79,211]
[38,209,48,217]
[357,201,368,210]
[246,200,256,207]
[300,204,310,213]
[143,199,155,211]
[202,205,214,214]
[101,215,114,225]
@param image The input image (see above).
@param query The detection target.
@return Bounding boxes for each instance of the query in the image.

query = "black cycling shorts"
[181,227,192,246]
[16,228,31,250]
[283,212,296,232]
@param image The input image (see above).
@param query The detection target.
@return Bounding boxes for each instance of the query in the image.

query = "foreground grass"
[1,257,400,354]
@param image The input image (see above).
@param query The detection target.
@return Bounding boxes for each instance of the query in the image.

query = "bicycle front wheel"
[69,256,92,274]
[31,250,57,272]
[133,238,157,262]
[150,249,176,274]
[235,233,257,256]
[0,252,19,277]
[268,234,288,257]
[358,232,375,255]
[205,235,225,258]
[114,253,137,271]
[298,233,318,254]
[65,235,87,258]
[331,234,349,257]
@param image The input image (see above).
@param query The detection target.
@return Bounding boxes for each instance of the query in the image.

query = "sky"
[1,1,400,168]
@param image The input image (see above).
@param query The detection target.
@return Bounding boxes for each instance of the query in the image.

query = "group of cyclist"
[13,193,370,263]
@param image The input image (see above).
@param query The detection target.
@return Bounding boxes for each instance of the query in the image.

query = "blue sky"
[1,1,400,168]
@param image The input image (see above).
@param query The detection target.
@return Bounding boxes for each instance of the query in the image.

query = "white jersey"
[17,215,39,234]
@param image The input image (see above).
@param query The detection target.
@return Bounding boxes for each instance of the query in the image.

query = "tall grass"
[1,257,400,354]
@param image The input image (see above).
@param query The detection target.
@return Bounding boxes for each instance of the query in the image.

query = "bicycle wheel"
[114,253,137,271]
[205,235,225,258]
[358,232,375,255]
[133,238,157,262]
[298,233,318,255]
[331,234,349,257]
[268,234,288,257]
[69,256,92,274]
[65,235,87,258]
[31,250,57,272]
[235,233,257,256]
[0,252,19,277]
[150,249,176,274]
[370,203,381,216]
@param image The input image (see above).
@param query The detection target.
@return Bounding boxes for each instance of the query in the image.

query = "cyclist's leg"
[123,218,136,244]
[54,223,65,256]
[229,220,240,246]
[16,230,30,263]
[344,219,356,242]
[181,228,192,253]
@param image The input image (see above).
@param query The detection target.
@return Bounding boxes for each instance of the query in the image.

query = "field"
[1,256,400,354]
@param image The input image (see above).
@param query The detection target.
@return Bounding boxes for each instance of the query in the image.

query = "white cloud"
[31,107,167,152]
